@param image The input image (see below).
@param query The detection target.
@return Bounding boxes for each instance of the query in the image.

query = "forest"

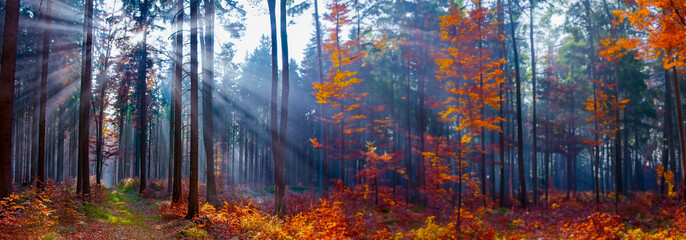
[1,0,686,238]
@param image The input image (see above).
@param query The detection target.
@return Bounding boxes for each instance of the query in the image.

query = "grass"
[80,202,109,220]
[179,225,211,239]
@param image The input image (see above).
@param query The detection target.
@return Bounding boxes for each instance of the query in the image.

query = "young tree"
[434,1,506,231]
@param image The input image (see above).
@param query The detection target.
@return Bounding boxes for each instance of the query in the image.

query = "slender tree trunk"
[529,0,537,206]
[670,68,686,202]
[274,0,289,217]
[57,107,64,182]
[172,0,184,204]
[38,0,52,189]
[508,0,527,209]
[186,0,200,219]
[203,0,218,205]
[313,0,327,196]
[137,3,149,194]
[77,0,95,196]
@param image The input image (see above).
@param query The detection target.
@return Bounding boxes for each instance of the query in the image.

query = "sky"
[226,0,320,65]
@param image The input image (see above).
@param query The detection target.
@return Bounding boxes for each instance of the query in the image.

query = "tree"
[434,1,506,231]
[136,0,151,194]
[274,0,291,217]
[204,0,219,205]
[172,0,184,204]
[38,0,53,190]
[0,0,21,200]
[508,0,527,209]
[187,0,200,219]
[529,0,538,206]
[77,0,95,196]
[608,0,686,201]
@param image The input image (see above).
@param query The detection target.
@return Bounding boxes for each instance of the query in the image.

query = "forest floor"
[4,179,686,239]
[19,183,196,240]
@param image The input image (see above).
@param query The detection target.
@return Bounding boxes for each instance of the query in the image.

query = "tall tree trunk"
[172,0,184,204]
[203,0,218,205]
[77,0,95,196]
[137,2,149,194]
[508,0,527,209]
[0,0,19,198]
[57,107,64,182]
[529,0,537,206]
[274,0,290,217]
[663,69,675,197]
[186,0,200,219]
[38,0,52,189]
[267,0,280,214]
[313,0,327,196]
[670,68,686,202]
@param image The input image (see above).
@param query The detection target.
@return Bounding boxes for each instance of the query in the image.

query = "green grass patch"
[80,203,109,220]
[40,232,59,240]
[180,225,211,239]
[264,186,275,194]
[108,191,124,203]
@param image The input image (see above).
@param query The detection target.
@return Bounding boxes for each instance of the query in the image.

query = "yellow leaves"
[512,219,524,227]
[551,203,560,209]
[461,134,472,143]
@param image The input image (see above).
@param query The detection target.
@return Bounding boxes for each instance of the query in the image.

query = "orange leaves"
[561,212,625,239]
[613,0,686,69]
[310,138,322,148]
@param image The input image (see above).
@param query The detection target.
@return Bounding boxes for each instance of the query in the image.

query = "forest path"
[85,188,183,239]
[36,186,192,240]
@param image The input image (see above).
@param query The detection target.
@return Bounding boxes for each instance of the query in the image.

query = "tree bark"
[0,0,20,199]
[38,0,53,189]
[137,1,149,194]
[508,0,527,209]
[186,0,200,219]
[77,0,95,196]
[274,0,290,217]
[670,67,686,202]
[171,0,184,204]
[203,0,218,205]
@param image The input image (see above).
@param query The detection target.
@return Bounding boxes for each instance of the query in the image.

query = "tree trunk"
[38,0,52,190]
[529,0,537,206]
[77,0,95,196]
[203,0,218,205]
[508,0,527,209]
[186,0,200,219]
[670,68,686,203]
[274,0,290,217]
[0,0,19,198]
[137,2,149,194]
[171,0,183,204]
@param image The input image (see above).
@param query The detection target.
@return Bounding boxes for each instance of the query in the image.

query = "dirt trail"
[33,188,191,240]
